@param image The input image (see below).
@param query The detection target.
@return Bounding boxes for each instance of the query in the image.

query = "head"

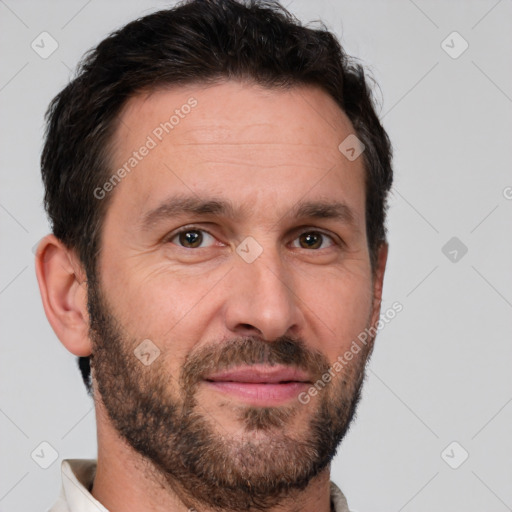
[36,0,392,510]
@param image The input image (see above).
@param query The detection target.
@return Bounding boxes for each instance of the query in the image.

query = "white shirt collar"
[49,459,350,512]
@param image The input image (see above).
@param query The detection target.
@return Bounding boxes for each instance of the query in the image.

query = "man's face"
[88,81,384,510]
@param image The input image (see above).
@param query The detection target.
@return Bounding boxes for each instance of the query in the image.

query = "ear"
[35,234,92,357]
[369,242,388,328]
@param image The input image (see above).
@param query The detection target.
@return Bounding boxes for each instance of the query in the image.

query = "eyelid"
[289,227,340,249]
[166,224,219,248]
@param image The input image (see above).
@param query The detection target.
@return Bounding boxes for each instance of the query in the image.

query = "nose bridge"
[224,239,301,341]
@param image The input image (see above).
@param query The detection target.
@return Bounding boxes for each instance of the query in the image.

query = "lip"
[204,364,312,384]
[203,365,312,406]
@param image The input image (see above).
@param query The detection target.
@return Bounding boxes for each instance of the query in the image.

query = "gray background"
[1,0,511,511]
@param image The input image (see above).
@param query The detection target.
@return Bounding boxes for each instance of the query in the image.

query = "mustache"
[179,335,330,392]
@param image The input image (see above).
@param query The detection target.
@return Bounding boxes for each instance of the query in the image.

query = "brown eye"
[293,231,335,250]
[170,228,216,248]
[179,230,202,248]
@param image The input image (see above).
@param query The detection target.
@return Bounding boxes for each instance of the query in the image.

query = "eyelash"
[166,225,340,250]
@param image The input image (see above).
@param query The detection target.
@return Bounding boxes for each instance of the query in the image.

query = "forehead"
[104,80,366,229]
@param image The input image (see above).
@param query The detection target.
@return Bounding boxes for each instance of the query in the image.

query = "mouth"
[203,365,312,405]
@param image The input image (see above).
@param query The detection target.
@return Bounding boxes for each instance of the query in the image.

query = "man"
[35,0,393,510]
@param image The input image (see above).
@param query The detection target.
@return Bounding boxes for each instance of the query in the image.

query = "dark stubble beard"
[87,275,374,512]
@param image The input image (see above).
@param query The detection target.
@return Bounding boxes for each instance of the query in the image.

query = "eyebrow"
[138,194,357,231]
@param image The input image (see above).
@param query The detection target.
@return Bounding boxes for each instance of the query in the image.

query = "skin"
[35,80,388,512]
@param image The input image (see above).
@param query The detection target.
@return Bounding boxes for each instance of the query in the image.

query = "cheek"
[301,268,373,359]
[102,263,218,358]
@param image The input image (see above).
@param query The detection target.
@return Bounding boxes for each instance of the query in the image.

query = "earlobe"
[35,234,92,357]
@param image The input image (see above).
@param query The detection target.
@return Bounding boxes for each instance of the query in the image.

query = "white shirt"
[48,459,351,512]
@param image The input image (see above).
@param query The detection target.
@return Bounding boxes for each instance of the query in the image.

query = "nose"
[223,246,304,341]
